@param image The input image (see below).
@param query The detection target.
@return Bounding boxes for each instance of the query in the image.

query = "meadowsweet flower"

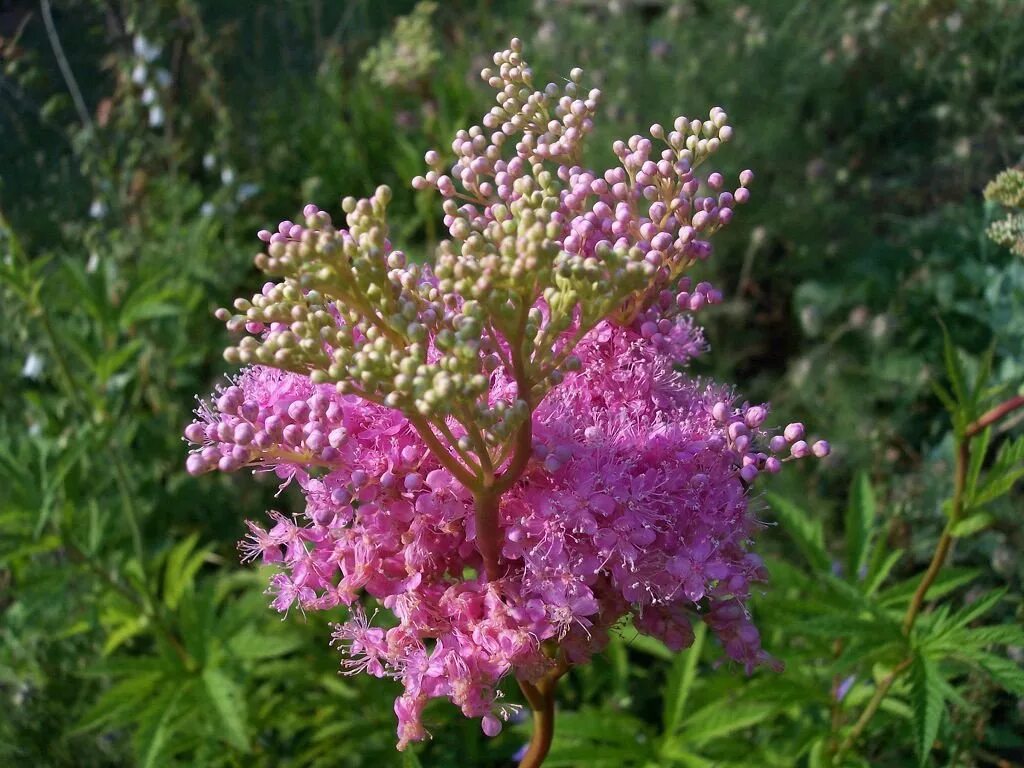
[360,2,441,91]
[985,168,1024,257]
[186,39,826,754]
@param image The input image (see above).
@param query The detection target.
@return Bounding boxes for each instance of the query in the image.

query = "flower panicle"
[185,39,829,750]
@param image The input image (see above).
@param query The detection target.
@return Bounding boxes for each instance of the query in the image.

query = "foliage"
[2,1,1022,766]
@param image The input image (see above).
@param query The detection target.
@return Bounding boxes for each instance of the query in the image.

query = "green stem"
[836,392,1024,757]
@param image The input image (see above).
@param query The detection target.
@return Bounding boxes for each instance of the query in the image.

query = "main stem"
[516,659,568,768]
[475,488,502,582]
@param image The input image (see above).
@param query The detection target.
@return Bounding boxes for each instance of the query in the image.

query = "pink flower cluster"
[186,39,829,752]
[186,314,825,747]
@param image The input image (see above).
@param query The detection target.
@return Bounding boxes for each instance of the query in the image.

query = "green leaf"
[931,381,958,416]
[680,699,780,747]
[807,737,828,768]
[74,672,163,733]
[939,321,967,412]
[103,615,149,656]
[974,653,1024,695]
[950,624,1024,651]
[965,427,991,501]
[138,685,187,768]
[163,533,209,610]
[662,622,706,738]
[973,466,1024,507]
[950,512,995,538]
[844,472,876,580]
[864,548,904,596]
[401,750,424,768]
[201,667,250,751]
[879,568,979,609]
[973,435,1024,507]
[546,708,655,766]
[227,629,305,661]
[948,588,1006,631]
[622,625,674,661]
[911,654,944,766]
[969,345,996,411]
[766,492,830,572]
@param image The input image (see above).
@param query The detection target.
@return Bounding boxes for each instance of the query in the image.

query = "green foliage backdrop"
[2,1,1023,766]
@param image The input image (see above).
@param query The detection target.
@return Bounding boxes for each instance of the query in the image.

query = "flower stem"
[517,658,569,768]
[474,488,502,582]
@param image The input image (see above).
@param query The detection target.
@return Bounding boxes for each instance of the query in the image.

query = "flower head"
[186,40,826,749]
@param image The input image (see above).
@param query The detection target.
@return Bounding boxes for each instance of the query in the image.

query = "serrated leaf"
[911,654,944,766]
[680,699,779,747]
[878,568,979,609]
[163,533,208,610]
[864,548,904,596]
[954,624,1024,649]
[766,492,830,572]
[201,667,249,751]
[138,685,186,768]
[973,435,1024,507]
[74,672,163,733]
[970,346,995,407]
[845,472,876,580]
[932,381,958,415]
[973,467,1024,506]
[965,427,991,501]
[939,322,967,412]
[662,622,706,737]
[974,653,1024,695]
[546,708,656,766]
[948,588,1006,631]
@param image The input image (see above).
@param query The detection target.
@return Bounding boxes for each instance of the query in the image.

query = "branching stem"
[835,391,1024,757]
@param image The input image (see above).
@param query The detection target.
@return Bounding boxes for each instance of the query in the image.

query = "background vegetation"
[2,1,1023,766]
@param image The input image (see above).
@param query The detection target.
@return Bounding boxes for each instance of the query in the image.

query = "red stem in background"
[966,394,1024,437]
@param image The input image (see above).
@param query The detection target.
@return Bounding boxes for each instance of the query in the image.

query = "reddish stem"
[966,394,1024,437]
[516,658,570,768]
[474,488,503,582]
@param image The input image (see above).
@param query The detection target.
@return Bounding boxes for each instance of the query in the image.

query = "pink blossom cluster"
[186,316,825,747]
[186,39,829,752]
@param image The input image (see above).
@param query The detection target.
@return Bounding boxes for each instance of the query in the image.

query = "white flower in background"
[89,199,107,219]
[149,105,164,128]
[86,251,100,273]
[141,86,157,106]
[22,352,44,380]
[203,153,217,170]
[236,183,260,203]
[200,201,216,217]
[154,68,172,88]
[131,63,148,85]
[220,167,235,186]
[132,35,162,63]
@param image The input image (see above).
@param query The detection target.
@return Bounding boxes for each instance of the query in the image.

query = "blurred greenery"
[2,0,1023,766]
